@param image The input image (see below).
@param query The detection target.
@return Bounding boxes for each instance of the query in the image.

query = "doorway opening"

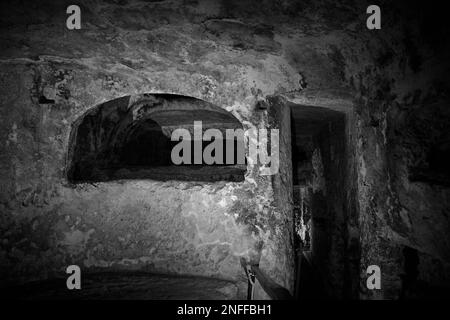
[290,104,351,299]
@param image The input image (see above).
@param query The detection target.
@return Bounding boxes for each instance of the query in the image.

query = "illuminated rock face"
[0,0,450,299]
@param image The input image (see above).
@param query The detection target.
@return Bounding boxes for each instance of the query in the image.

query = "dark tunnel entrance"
[67,94,247,183]
[290,104,356,299]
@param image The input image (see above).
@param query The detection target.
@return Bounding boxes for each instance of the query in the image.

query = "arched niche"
[67,94,246,183]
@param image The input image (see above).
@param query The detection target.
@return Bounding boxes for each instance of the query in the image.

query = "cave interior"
[1,0,450,301]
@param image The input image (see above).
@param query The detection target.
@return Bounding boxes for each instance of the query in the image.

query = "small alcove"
[67,94,246,183]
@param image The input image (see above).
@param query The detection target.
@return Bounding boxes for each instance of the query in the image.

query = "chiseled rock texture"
[0,0,449,299]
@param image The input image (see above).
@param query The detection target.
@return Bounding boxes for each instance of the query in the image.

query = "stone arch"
[67,94,246,183]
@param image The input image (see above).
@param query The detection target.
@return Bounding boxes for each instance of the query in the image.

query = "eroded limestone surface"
[1,0,449,299]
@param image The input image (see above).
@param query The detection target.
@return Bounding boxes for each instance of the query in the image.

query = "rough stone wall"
[0,51,295,294]
[280,0,450,299]
[265,96,295,294]
[0,0,303,292]
[347,2,450,299]
[1,0,449,299]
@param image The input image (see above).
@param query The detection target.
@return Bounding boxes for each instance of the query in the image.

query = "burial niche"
[67,94,246,183]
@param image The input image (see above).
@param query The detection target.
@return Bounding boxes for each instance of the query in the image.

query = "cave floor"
[3,272,239,300]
